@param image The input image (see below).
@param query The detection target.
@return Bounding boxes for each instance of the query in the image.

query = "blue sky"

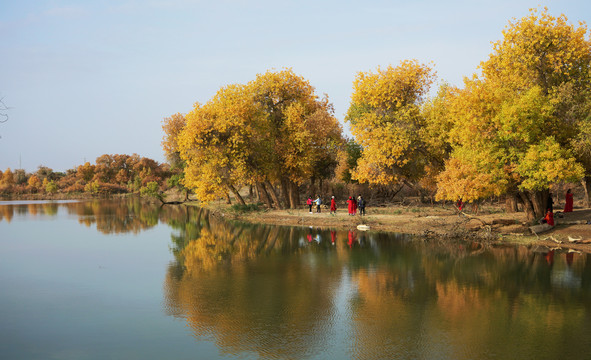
[1,0,589,172]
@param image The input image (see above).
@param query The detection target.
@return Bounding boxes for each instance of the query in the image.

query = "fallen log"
[529,223,553,235]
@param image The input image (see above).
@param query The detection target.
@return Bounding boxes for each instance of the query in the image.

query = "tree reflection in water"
[3,199,591,359]
[160,207,591,359]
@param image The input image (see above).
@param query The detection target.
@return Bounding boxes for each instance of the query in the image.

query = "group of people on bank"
[306,195,367,216]
[541,189,574,226]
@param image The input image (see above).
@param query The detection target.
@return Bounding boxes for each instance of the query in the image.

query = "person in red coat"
[347,196,355,216]
[543,209,555,226]
[564,189,574,212]
[330,196,337,215]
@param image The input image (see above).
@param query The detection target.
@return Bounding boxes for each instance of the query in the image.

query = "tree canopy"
[176,69,343,208]
[346,60,439,187]
[435,7,590,220]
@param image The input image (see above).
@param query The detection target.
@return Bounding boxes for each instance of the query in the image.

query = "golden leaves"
[177,69,342,202]
[437,8,590,202]
[347,60,436,185]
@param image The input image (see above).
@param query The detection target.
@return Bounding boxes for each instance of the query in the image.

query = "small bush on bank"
[231,203,263,213]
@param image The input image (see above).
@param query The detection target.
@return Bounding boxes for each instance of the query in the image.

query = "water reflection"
[0,198,190,234]
[3,199,591,359]
[159,205,591,359]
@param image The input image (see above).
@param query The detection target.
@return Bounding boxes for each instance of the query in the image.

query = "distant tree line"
[0,153,173,196]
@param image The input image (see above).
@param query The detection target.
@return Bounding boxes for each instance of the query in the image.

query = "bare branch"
[0,96,9,123]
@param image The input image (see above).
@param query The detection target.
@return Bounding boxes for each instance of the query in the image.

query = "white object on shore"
[357,224,370,231]
[568,236,582,243]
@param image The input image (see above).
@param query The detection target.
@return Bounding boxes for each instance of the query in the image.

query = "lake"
[1,198,591,359]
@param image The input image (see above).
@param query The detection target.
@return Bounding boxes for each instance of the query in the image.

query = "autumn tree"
[77,162,95,183]
[436,8,589,221]
[162,113,186,167]
[248,70,342,208]
[0,168,15,189]
[178,85,258,205]
[161,113,190,199]
[27,175,42,192]
[44,178,58,194]
[346,60,438,190]
[177,69,343,209]
[36,166,57,182]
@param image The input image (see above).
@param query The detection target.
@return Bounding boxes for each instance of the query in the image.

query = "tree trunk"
[537,189,550,215]
[257,182,273,208]
[582,177,591,208]
[505,194,519,213]
[264,180,284,209]
[518,190,547,222]
[228,184,246,206]
[225,192,232,205]
[280,178,292,209]
[290,181,299,209]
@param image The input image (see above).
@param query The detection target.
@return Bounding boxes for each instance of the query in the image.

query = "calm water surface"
[1,199,591,359]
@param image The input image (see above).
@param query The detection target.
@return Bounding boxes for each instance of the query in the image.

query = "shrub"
[231,203,262,213]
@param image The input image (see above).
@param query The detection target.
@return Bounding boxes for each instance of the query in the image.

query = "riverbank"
[198,202,591,252]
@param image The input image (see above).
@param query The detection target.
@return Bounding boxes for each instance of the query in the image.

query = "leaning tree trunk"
[228,184,246,206]
[264,180,284,209]
[582,176,591,208]
[257,182,273,208]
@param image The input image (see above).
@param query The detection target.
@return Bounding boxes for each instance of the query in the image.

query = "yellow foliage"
[161,112,186,164]
[347,60,436,185]
[437,8,589,202]
[436,152,506,202]
[483,7,590,93]
[27,175,42,190]
[177,69,342,202]
[1,168,15,187]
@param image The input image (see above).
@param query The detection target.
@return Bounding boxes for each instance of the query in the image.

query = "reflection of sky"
[0,203,207,359]
[330,270,359,359]
[551,268,582,289]
[0,200,80,205]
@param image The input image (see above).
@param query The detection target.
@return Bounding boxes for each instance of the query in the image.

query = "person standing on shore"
[330,196,337,215]
[547,193,554,212]
[564,189,574,212]
[347,196,355,215]
[314,195,322,213]
[358,195,366,216]
[307,195,313,213]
